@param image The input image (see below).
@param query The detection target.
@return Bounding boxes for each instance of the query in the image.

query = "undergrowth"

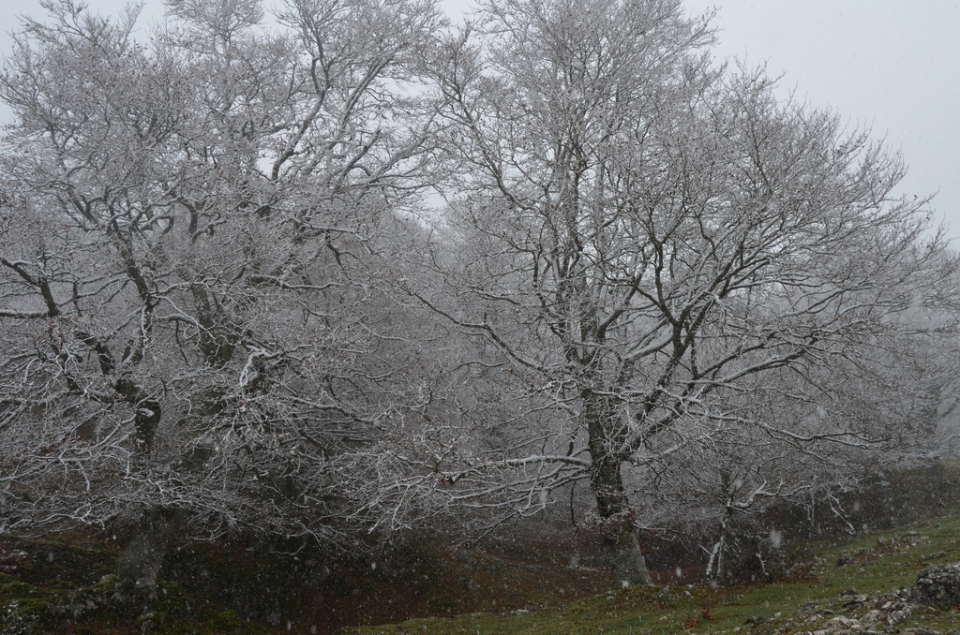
[1,459,958,634]
[339,516,960,634]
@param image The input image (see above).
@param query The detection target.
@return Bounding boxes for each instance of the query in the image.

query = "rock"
[822,615,865,633]
[922,552,948,566]
[0,548,30,574]
[799,601,827,618]
[860,609,884,625]
[887,606,913,626]
[839,590,868,610]
[911,563,960,606]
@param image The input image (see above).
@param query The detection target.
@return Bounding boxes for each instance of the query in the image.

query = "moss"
[0,532,277,635]
[135,610,166,632]
[0,597,57,634]
[162,540,307,623]
[204,608,243,632]
[0,578,34,598]
[91,573,117,592]
[0,533,117,590]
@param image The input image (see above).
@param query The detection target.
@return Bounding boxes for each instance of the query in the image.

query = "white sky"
[680,0,960,241]
[2,0,958,239]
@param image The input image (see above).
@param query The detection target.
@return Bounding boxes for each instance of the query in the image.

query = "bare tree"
[2,0,957,604]
[651,338,954,582]
[0,0,444,609]
[408,0,958,586]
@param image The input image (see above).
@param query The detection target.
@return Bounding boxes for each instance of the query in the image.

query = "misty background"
[1,0,958,239]
[3,1,960,453]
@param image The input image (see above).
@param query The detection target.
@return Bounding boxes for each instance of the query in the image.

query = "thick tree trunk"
[112,372,181,611]
[114,508,185,611]
[588,453,654,587]
[585,392,653,587]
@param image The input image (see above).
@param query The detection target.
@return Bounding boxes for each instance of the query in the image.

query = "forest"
[0,0,958,623]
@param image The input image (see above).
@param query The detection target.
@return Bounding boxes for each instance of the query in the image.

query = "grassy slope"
[0,531,609,634]
[340,462,960,635]
[301,539,609,632]
[341,517,960,634]
[2,462,958,634]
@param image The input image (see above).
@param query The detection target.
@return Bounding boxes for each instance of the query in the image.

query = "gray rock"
[823,615,863,632]
[912,564,960,606]
[887,606,914,626]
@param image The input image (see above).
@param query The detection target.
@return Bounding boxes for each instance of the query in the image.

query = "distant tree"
[0,0,444,609]
[408,0,958,586]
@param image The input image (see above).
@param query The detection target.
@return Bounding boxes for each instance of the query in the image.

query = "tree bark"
[114,508,185,611]
[585,394,654,587]
[589,454,654,587]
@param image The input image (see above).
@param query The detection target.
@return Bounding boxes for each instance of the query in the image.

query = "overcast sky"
[2,0,958,239]
[681,0,960,241]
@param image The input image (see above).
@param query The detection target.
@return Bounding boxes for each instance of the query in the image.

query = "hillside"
[340,516,960,634]
[1,462,958,634]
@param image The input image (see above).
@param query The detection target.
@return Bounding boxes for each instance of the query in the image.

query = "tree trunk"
[585,388,654,587]
[707,511,731,580]
[114,508,185,611]
[588,454,653,587]
[607,518,653,588]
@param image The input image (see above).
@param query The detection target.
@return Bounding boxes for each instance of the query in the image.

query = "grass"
[337,515,960,634]
[0,529,608,634]
[304,540,607,629]
[2,461,959,634]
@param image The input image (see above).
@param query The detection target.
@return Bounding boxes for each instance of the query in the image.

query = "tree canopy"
[0,0,956,597]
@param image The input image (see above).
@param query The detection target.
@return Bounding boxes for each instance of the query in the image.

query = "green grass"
[338,515,960,634]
